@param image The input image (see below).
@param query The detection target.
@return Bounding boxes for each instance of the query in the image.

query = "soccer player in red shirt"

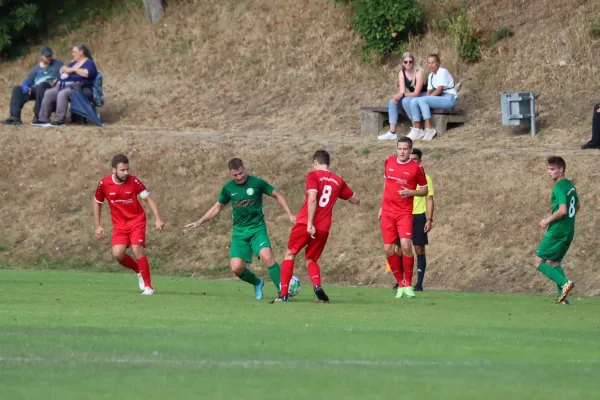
[276,150,360,302]
[93,154,165,295]
[380,137,428,298]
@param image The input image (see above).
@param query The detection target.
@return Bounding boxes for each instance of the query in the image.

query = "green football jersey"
[218,176,275,232]
[547,178,578,241]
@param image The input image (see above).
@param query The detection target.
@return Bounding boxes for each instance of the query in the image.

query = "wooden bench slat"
[360,106,464,115]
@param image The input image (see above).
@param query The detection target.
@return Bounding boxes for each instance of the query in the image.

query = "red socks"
[137,256,152,288]
[280,259,294,296]
[403,255,415,287]
[118,254,139,273]
[387,255,404,286]
[307,261,322,287]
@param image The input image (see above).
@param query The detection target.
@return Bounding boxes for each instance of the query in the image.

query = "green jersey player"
[184,158,296,300]
[535,156,578,304]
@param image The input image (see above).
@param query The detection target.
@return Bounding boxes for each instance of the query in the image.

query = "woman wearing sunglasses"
[378,52,426,141]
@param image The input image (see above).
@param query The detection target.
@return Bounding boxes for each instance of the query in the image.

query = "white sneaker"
[377,131,397,141]
[141,287,154,295]
[137,273,145,291]
[423,128,437,140]
[407,128,424,140]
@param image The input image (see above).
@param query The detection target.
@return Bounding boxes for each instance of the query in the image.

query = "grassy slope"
[1,269,599,400]
[0,0,599,294]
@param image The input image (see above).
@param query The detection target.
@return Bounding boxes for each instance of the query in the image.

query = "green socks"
[268,263,281,290]
[537,263,568,287]
[554,265,567,296]
[239,268,261,286]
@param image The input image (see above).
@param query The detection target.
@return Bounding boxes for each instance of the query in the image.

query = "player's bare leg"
[258,247,281,292]
[231,257,264,300]
[399,238,416,298]
[132,245,153,295]
[112,244,144,292]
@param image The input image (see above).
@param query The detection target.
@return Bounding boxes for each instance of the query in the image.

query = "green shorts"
[536,235,572,262]
[230,227,271,263]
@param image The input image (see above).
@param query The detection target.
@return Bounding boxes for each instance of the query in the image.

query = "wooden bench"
[360,106,466,137]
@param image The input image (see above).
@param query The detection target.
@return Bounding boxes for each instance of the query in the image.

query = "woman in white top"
[378,52,426,141]
[409,54,457,140]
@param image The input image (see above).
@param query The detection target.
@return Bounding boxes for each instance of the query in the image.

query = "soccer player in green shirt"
[184,158,296,300]
[535,156,577,304]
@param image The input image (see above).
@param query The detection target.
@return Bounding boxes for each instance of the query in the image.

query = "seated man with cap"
[1,46,63,125]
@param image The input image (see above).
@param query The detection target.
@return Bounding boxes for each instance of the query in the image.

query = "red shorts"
[287,223,329,262]
[112,220,147,247]
[380,212,413,244]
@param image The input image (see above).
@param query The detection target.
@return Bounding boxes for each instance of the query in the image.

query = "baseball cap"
[40,46,53,57]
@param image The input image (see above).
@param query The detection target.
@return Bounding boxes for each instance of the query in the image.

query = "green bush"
[487,25,513,47]
[331,0,424,59]
[0,1,40,53]
[439,2,481,62]
[591,16,600,38]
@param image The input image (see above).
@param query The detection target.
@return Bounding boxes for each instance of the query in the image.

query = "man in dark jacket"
[1,46,63,125]
[581,104,600,150]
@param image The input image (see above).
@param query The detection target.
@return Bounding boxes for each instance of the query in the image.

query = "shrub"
[438,2,481,62]
[591,16,600,38]
[487,26,514,47]
[331,0,424,59]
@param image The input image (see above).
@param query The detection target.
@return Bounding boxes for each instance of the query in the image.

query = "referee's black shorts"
[395,213,428,246]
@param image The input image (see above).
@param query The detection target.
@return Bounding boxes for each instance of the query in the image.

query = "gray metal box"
[500,92,538,136]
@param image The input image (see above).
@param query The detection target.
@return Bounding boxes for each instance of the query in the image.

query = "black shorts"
[395,213,428,246]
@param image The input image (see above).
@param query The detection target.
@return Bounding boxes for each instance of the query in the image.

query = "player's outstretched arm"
[143,195,165,231]
[93,201,106,240]
[184,202,225,229]
[270,190,296,224]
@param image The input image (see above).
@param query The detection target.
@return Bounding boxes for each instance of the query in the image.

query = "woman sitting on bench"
[35,44,97,127]
[409,54,457,141]
[378,52,426,141]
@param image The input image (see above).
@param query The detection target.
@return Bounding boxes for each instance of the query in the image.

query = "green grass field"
[1,269,598,400]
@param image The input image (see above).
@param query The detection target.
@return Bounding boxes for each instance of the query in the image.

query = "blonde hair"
[400,52,423,90]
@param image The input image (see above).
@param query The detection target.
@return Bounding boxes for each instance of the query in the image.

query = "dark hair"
[228,158,244,170]
[547,156,566,171]
[411,148,423,160]
[428,53,441,64]
[111,154,129,168]
[312,150,330,166]
[74,44,93,60]
[397,136,413,148]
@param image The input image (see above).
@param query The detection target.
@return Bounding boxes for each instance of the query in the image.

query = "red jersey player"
[93,154,165,295]
[276,150,360,303]
[379,137,428,298]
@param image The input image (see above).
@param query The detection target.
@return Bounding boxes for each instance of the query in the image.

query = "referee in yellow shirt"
[390,148,435,292]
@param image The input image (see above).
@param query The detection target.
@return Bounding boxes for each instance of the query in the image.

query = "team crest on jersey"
[246,188,255,195]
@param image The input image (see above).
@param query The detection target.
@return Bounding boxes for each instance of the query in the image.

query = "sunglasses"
[403,60,414,64]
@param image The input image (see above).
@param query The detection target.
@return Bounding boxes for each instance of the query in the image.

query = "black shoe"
[414,285,424,292]
[273,295,289,303]
[581,142,600,150]
[50,121,65,127]
[392,283,399,292]
[314,285,330,302]
[554,299,569,305]
[1,116,22,125]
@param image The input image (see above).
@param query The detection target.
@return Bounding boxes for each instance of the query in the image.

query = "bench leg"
[361,111,385,136]
[431,114,448,136]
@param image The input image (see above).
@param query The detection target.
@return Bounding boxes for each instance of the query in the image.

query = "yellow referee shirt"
[413,175,433,215]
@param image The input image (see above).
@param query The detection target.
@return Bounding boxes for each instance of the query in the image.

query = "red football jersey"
[381,156,427,215]
[296,170,355,232]
[94,174,149,227]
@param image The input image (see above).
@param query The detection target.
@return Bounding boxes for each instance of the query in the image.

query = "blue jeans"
[410,94,457,122]
[402,94,426,122]
[387,94,427,125]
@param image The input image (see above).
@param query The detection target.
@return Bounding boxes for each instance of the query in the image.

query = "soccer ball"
[283,276,301,297]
